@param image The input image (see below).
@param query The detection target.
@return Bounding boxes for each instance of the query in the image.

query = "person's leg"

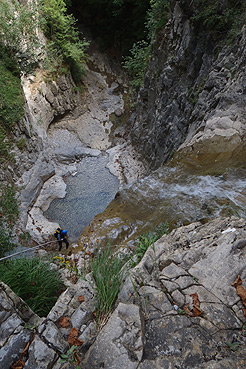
[58,240,62,251]
[64,239,69,249]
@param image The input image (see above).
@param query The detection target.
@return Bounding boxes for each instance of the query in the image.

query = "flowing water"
[44,156,119,242]
[78,160,246,249]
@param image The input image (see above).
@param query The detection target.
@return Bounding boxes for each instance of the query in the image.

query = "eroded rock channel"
[20,49,146,243]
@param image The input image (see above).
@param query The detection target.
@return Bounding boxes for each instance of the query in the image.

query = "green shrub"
[0,185,19,226]
[16,137,26,151]
[41,0,89,82]
[123,40,151,90]
[0,257,64,316]
[0,229,16,259]
[190,0,246,42]
[0,60,24,131]
[0,0,40,72]
[146,0,170,42]
[123,0,170,91]
[0,127,13,165]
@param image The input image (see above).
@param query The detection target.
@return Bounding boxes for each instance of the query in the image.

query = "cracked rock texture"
[132,1,246,171]
[113,216,246,369]
[1,216,246,368]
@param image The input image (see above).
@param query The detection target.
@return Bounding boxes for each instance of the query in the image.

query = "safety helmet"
[61,230,67,235]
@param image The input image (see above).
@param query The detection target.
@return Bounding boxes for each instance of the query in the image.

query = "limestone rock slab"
[83,302,143,369]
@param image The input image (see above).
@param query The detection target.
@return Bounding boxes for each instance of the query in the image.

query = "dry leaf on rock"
[190,292,203,317]
[232,275,246,317]
[11,338,32,368]
[68,327,84,346]
[11,359,25,369]
[192,305,203,317]
[190,292,200,306]
[59,317,70,328]
[78,295,85,302]
[183,305,193,316]
[183,292,203,317]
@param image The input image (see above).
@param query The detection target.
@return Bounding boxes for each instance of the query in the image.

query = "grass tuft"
[135,222,169,263]
[0,257,64,316]
[91,246,126,326]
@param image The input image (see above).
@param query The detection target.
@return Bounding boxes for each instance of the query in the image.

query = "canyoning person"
[54,228,69,251]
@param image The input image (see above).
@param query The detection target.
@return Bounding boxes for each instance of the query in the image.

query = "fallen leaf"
[232,275,246,317]
[237,285,246,307]
[232,275,241,287]
[11,359,25,369]
[192,305,203,317]
[183,305,193,317]
[58,317,70,328]
[182,293,204,317]
[78,295,85,303]
[22,341,31,356]
[190,292,200,307]
[190,292,203,316]
[68,328,84,346]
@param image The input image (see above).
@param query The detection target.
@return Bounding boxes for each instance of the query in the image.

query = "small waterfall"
[78,164,246,249]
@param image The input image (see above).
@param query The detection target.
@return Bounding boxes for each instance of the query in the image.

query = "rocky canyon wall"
[131,1,246,171]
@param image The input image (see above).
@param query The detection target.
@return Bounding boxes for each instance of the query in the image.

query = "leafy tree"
[0,0,41,72]
[123,0,170,91]
[0,42,24,165]
[70,0,150,54]
[146,0,170,42]
[41,0,89,81]
[123,41,150,90]
[182,0,246,42]
[0,59,24,131]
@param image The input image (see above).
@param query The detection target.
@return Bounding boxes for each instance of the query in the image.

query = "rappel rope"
[0,239,62,262]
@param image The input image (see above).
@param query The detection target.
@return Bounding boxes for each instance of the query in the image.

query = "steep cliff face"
[131,1,246,171]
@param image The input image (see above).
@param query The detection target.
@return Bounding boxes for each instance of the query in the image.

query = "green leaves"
[191,0,246,42]
[0,0,41,72]
[135,222,169,262]
[123,1,170,91]
[123,40,150,90]
[0,257,64,316]
[226,341,240,351]
[0,61,24,130]
[0,185,19,258]
[41,0,89,81]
